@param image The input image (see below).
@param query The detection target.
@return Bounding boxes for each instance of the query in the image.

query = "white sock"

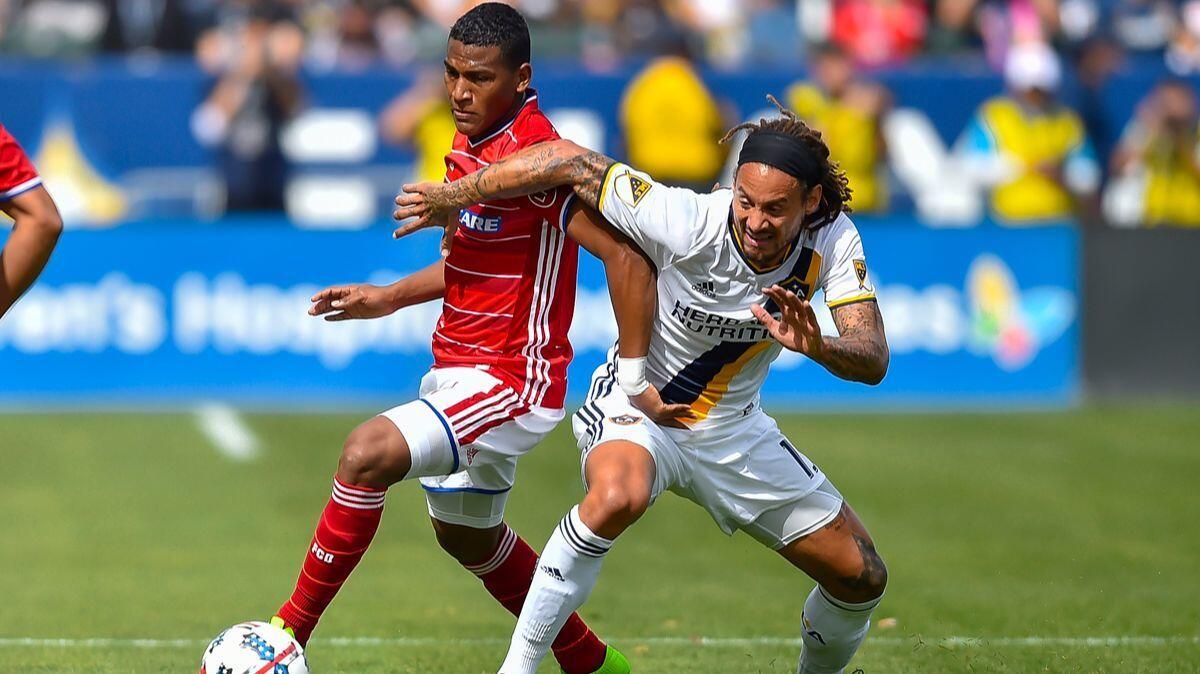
[498,506,613,674]
[797,586,881,674]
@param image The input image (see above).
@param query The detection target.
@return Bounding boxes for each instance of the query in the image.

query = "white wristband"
[617,357,650,397]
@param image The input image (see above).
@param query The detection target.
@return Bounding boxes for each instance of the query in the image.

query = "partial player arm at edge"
[815,300,889,385]
[0,185,63,319]
[393,140,615,236]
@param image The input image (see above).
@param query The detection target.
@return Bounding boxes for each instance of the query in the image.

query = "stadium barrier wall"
[0,217,1079,409]
[1083,227,1200,399]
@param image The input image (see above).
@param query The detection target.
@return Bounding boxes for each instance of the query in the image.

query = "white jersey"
[597,162,877,429]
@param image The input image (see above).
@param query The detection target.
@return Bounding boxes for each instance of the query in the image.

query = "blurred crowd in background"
[3,0,1200,72]
[0,0,1197,227]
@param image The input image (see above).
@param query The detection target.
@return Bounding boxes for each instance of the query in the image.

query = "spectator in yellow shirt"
[380,71,457,184]
[1111,80,1200,228]
[787,44,891,212]
[957,42,1100,225]
[619,50,726,190]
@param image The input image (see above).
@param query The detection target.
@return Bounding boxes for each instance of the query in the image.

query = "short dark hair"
[449,2,531,70]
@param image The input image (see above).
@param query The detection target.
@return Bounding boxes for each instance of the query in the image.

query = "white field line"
[1,636,1196,649]
[194,403,259,462]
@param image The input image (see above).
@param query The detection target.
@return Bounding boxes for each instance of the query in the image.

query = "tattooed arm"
[751,287,889,385]
[819,300,889,385]
[393,140,614,236]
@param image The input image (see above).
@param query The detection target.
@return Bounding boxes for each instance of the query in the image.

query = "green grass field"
[1,406,1198,673]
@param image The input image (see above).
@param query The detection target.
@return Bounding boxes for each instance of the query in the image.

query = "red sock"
[276,478,386,645]
[464,525,607,674]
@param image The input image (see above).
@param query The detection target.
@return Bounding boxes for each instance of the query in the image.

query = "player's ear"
[515,63,532,93]
[804,184,823,216]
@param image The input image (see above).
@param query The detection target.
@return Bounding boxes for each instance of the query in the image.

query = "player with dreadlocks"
[396,95,891,674]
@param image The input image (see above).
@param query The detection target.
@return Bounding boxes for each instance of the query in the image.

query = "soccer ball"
[200,621,309,674]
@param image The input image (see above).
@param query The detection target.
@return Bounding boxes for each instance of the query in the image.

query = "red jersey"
[0,124,41,201]
[435,90,579,409]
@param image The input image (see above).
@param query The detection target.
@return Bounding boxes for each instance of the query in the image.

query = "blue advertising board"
[0,218,1078,408]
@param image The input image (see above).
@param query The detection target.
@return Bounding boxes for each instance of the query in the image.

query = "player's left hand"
[751,285,825,357]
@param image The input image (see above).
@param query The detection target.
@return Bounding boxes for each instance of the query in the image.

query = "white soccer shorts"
[379,367,563,529]
[572,366,843,549]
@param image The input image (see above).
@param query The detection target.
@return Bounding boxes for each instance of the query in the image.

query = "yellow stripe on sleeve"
[596,162,621,213]
[826,294,877,309]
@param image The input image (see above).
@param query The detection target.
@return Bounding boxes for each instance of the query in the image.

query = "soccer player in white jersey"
[395,96,890,674]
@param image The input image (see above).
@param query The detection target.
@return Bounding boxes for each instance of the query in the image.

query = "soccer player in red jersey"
[272,5,661,672]
[0,123,62,320]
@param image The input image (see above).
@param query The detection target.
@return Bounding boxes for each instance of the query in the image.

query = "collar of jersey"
[725,207,802,276]
[466,89,538,148]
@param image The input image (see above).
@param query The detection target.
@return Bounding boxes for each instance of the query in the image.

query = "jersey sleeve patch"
[853,259,869,290]
[613,170,652,208]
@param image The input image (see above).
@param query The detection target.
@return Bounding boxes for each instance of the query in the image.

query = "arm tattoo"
[812,300,890,385]
[562,150,614,209]
[429,142,615,212]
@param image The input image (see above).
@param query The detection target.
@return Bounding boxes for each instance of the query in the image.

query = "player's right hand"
[309,284,399,321]
[394,184,460,257]
[629,384,696,429]
[393,182,453,238]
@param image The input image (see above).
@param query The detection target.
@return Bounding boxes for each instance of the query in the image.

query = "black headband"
[737,130,821,186]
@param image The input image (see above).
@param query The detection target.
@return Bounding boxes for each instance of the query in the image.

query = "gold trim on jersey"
[826,294,877,309]
[596,161,621,213]
[774,248,822,300]
[688,340,774,420]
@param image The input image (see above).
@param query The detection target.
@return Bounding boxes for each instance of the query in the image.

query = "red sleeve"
[0,125,42,201]
[518,128,559,148]
[513,111,560,149]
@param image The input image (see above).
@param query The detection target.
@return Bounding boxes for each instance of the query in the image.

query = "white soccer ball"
[199,621,309,674]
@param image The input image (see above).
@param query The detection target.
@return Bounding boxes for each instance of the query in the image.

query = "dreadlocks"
[720,94,852,230]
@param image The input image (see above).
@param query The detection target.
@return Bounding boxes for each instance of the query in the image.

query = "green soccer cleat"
[581,646,630,674]
[269,615,296,639]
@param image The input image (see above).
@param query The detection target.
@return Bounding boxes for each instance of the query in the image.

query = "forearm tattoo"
[430,144,615,212]
[815,300,889,384]
[561,150,614,209]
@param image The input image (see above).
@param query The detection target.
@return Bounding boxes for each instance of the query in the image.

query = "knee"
[835,548,888,603]
[430,519,502,566]
[338,420,408,487]
[582,481,650,536]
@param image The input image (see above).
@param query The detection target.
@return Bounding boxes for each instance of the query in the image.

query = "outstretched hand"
[628,384,697,429]
[750,285,825,357]
[309,284,399,321]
